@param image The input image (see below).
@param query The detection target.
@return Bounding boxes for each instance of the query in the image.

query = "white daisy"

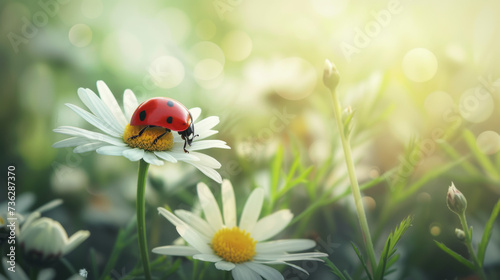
[153,180,328,280]
[53,81,230,183]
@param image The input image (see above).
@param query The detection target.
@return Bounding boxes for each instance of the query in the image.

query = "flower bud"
[446,182,467,215]
[323,59,340,91]
[19,212,90,266]
[455,228,465,241]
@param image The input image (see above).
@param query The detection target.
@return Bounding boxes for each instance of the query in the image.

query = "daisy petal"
[245,262,284,280]
[259,261,309,275]
[123,89,139,120]
[77,88,123,134]
[96,146,129,156]
[188,163,222,183]
[73,142,108,153]
[175,210,215,238]
[143,152,164,166]
[196,129,218,140]
[231,264,261,280]
[123,148,145,161]
[65,103,121,137]
[195,116,220,134]
[193,254,222,262]
[251,210,293,241]
[54,126,126,147]
[188,152,222,169]
[255,252,327,262]
[152,245,199,256]
[239,188,264,232]
[197,183,223,231]
[96,81,128,129]
[176,225,212,254]
[154,151,178,163]
[53,137,96,148]
[165,146,201,161]
[256,239,316,254]
[158,208,186,227]
[189,107,202,122]
[64,230,90,255]
[215,261,236,271]
[222,180,236,227]
[190,140,230,151]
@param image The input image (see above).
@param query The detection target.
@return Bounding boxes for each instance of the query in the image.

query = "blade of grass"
[351,242,373,280]
[437,140,479,175]
[477,199,500,264]
[463,129,500,181]
[325,258,349,280]
[434,241,474,270]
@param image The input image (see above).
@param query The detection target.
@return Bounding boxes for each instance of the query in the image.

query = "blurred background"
[1,0,500,279]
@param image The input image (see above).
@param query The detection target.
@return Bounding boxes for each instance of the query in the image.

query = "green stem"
[137,159,152,280]
[329,88,378,272]
[458,212,486,280]
[29,268,38,280]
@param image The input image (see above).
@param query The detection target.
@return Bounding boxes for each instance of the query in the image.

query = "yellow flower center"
[211,227,257,263]
[123,124,174,151]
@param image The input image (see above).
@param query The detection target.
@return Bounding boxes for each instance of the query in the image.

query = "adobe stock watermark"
[389,75,500,184]
[7,0,71,54]
[213,0,242,20]
[341,0,411,62]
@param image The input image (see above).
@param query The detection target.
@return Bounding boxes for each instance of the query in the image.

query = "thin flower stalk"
[324,59,377,271]
[458,212,486,280]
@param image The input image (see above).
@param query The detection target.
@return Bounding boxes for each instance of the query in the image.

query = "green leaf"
[270,145,284,196]
[324,258,349,280]
[351,242,373,280]
[375,216,413,280]
[463,129,500,181]
[434,241,474,270]
[478,199,500,264]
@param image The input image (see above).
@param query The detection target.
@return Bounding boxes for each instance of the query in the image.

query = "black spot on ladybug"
[166,116,173,124]
[139,110,146,121]
[167,100,174,107]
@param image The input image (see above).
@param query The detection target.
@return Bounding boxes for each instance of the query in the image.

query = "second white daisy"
[153,180,328,280]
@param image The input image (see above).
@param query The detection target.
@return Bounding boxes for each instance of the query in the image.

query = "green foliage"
[463,129,500,182]
[434,241,474,270]
[374,216,413,280]
[478,199,500,264]
[325,258,351,280]
[351,242,373,280]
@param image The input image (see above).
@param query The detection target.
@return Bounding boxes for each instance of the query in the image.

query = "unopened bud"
[446,182,467,215]
[323,59,340,91]
[455,228,465,241]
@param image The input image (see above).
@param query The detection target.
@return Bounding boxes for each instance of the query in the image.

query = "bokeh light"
[68,24,93,47]
[272,57,317,100]
[402,48,438,82]
[476,131,500,154]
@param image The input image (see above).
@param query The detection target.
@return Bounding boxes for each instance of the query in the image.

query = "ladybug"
[129,97,197,153]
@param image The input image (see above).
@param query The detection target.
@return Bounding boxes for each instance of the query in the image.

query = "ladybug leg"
[181,135,189,153]
[128,125,151,140]
[151,128,171,146]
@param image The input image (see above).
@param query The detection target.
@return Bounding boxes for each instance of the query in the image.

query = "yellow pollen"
[123,124,174,151]
[211,227,256,263]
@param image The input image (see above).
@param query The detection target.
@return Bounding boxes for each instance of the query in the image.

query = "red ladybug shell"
[130,97,191,131]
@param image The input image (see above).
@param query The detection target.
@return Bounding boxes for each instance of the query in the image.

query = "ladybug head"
[179,112,198,152]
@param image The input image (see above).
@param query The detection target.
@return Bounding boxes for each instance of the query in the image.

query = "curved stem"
[458,212,486,280]
[137,159,152,280]
[329,89,378,272]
